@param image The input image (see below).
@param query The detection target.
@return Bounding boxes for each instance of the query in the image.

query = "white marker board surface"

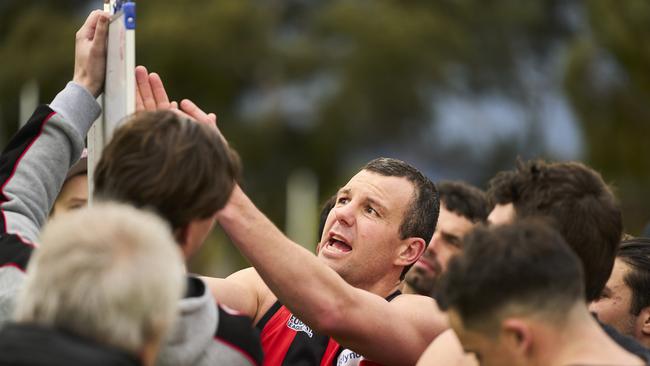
[88,1,135,204]
[104,1,136,141]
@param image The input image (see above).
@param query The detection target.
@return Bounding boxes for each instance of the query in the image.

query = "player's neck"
[346,268,404,298]
[401,282,417,295]
[541,306,642,366]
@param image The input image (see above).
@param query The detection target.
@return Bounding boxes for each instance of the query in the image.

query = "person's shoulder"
[390,293,441,310]
[600,321,650,363]
[389,293,449,336]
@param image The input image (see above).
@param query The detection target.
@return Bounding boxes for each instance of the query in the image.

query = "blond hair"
[15,202,185,355]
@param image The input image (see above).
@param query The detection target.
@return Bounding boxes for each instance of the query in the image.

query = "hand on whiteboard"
[73,10,110,98]
[135,65,219,130]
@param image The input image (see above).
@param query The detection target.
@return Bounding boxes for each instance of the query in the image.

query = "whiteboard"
[88,1,136,204]
[104,2,135,140]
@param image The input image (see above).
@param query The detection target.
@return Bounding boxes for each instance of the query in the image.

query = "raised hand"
[135,65,218,131]
[73,10,110,98]
[135,66,171,110]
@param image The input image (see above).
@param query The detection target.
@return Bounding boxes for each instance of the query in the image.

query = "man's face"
[405,203,474,295]
[589,258,637,337]
[487,203,516,226]
[317,170,415,289]
[180,215,218,260]
[449,311,525,366]
[51,174,88,218]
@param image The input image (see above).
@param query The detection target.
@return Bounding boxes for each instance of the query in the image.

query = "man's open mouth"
[326,235,352,253]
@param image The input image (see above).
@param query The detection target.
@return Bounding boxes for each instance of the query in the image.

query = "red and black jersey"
[256,291,400,366]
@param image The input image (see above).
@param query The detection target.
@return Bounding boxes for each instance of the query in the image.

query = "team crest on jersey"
[286,315,313,338]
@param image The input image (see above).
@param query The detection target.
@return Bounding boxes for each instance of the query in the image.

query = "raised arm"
[217,185,449,364]
[0,10,108,243]
[133,67,267,320]
[0,10,109,322]
[132,70,449,363]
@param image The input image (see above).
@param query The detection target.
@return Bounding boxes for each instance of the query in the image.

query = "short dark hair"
[94,110,241,233]
[362,158,439,279]
[618,238,650,315]
[487,159,622,302]
[437,181,489,223]
[439,220,585,333]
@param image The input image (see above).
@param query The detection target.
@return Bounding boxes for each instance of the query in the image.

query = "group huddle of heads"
[26,110,243,362]
[36,106,650,364]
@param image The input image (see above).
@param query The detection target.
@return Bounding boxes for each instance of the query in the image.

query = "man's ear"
[139,317,168,366]
[502,319,533,356]
[638,306,650,337]
[173,225,190,256]
[395,237,426,267]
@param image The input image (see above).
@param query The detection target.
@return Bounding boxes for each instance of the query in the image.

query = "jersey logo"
[337,349,363,366]
[286,315,313,338]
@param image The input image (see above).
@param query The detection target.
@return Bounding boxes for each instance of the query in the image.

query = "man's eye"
[337,197,349,205]
[365,206,378,216]
[442,234,461,248]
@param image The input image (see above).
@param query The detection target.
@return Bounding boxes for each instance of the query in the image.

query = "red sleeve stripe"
[0,262,26,273]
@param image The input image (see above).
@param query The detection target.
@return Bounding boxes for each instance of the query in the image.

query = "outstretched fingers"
[148,72,171,110]
[135,65,156,111]
[179,99,215,127]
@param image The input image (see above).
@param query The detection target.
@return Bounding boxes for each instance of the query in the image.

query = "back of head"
[617,237,650,315]
[94,110,241,233]
[439,220,585,333]
[362,158,440,278]
[487,159,622,302]
[437,180,490,223]
[15,203,185,356]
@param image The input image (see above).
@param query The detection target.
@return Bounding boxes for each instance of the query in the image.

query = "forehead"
[438,204,475,236]
[487,203,516,226]
[59,174,88,199]
[341,170,415,209]
[608,258,632,287]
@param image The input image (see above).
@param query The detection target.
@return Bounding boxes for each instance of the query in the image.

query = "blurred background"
[1,0,649,277]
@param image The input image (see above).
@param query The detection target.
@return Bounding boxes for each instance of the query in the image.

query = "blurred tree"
[1,0,649,274]
[565,0,650,233]
[0,0,86,141]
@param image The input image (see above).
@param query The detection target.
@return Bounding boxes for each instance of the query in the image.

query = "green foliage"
[565,0,650,231]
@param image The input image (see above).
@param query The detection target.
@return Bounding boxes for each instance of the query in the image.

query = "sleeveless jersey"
[256,291,401,366]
